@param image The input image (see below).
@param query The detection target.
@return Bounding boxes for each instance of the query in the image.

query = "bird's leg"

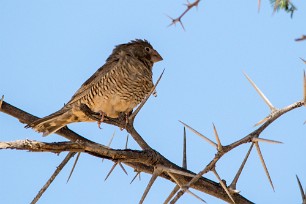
[124,110,133,129]
[97,111,105,129]
[118,111,132,131]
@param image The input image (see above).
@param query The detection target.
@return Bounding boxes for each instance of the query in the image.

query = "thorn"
[104,162,117,181]
[178,19,185,31]
[107,131,116,147]
[212,123,222,151]
[168,172,206,203]
[105,162,128,180]
[185,189,206,203]
[125,134,129,149]
[254,116,269,126]
[258,0,261,12]
[253,138,283,144]
[164,185,180,204]
[229,143,254,191]
[300,58,306,64]
[212,168,236,204]
[67,152,81,183]
[296,175,306,202]
[179,120,217,148]
[166,15,185,30]
[304,71,306,107]
[158,165,195,178]
[182,127,187,169]
[102,131,116,162]
[243,72,277,112]
[254,142,275,191]
[130,171,141,184]
[166,14,177,27]
[139,167,162,204]
[130,69,165,120]
[118,162,128,175]
[0,95,4,109]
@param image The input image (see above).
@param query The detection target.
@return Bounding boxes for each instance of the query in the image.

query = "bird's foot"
[97,111,105,129]
[118,111,132,131]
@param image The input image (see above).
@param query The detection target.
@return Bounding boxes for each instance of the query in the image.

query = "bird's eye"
[145,47,151,52]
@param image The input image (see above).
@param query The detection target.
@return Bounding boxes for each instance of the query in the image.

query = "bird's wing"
[66,59,118,105]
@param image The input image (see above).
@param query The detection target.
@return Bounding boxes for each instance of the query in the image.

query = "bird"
[26,39,163,136]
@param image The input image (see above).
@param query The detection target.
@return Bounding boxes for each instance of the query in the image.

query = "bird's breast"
[86,61,154,118]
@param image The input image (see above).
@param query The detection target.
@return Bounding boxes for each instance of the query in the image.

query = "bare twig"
[168,0,201,30]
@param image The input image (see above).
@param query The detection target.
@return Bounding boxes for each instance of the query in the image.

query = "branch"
[0,100,252,203]
[173,100,304,201]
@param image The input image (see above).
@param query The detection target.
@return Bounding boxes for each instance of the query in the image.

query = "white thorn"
[139,168,162,204]
[254,116,269,127]
[243,72,276,112]
[212,169,236,204]
[253,138,283,144]
[179,120,217,148]
[158,165,195,178]
[254,142,275,191]
[212,123,222,151]
[168,172,206,203]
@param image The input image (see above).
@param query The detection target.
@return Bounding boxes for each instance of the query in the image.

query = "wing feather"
[66,58,119,105]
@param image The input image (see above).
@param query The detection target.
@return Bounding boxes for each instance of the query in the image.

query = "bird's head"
[109,39,163,66]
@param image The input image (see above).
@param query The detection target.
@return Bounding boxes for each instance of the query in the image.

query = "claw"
[125,114,129,127]
[119,113,129,131]
[97,111,105,129]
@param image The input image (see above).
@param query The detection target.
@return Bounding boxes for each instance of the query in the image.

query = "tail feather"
[26,108,74,136]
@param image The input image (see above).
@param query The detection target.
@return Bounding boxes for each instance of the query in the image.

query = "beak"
[151,49,163,63]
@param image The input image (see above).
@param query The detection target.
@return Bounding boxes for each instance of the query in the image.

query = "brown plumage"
[26,39,163,136]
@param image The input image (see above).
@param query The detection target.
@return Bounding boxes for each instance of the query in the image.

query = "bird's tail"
[26,107,75,136]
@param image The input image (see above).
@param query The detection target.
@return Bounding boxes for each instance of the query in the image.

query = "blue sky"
[1,1,306,203]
